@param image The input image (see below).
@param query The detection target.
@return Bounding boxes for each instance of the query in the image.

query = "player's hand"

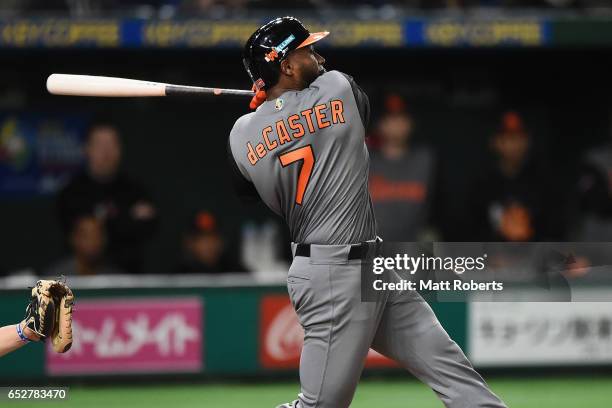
[24,280,57,340]
[249,84,266,110]
[24,279,74,353]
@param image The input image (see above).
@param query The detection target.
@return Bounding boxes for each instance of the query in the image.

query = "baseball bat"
[46,74,255,98]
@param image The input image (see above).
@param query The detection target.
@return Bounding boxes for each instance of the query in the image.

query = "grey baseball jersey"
[228,70,376,245]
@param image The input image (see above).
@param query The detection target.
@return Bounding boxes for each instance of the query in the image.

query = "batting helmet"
[243,17,329,91]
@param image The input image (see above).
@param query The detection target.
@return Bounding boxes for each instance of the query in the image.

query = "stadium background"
[1,1,612,407]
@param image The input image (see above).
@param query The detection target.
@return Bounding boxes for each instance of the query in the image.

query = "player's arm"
[0,322,41,358]
[227,140,261,203]
[339,73,371,131]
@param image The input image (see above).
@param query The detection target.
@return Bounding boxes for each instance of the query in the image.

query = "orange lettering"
[314,104,330,129]
[265,49,279,61]
[276,120,292,145]
[288,114,305,138]
[368,175,426,202]
[262,126,277,150]
[330,100,345,124]
[247,142,258,165]
[256,143,267,158]
[301,108,315,133]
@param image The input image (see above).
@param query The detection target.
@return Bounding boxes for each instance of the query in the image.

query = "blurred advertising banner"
[469,298,612,367]
[0,114,86,197]
[0,18,551,49]
[46,298,203,376]
[411,19,549,47]
[260,295,396,369]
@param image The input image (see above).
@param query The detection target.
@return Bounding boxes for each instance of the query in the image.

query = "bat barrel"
[47,73,255,98]
[47,74,167,97]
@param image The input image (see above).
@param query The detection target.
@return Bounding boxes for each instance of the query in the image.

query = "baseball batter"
[228,17,507,408]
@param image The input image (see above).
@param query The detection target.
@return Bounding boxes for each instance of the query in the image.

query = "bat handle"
[165,85,255,97]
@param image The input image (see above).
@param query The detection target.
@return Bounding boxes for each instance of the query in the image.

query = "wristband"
[16,323,31,343]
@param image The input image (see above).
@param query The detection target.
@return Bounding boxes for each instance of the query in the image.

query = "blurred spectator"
[179,0,247,16]
[573,137,612,240]
[251,0,316,9]
[57,122,158,273]
[5,0,610,17]
[46,216,123,276]
[179,0,317,17]
[178,210,248,274]
[466,111,563,241]
[368,95,437,241]
[327,0,606,9]
[10,0,69,13]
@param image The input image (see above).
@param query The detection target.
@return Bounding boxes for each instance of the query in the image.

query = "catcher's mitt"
[24,279,74,353]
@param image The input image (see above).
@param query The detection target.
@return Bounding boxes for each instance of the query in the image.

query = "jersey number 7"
[279,145,315,206]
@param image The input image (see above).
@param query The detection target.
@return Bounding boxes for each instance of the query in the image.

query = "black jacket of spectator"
[57,171,158,273]
[466,159,565,242]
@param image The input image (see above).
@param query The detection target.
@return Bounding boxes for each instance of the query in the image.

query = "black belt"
[294,241,375,260]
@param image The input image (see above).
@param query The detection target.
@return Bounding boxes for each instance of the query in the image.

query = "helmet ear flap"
[243,45,277,91]
[242,58,256,84]
[255,61,281,90]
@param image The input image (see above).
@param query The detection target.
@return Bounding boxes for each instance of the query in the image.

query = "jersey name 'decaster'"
[246,99,345,165]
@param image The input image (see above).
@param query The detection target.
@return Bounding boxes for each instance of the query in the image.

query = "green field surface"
[4,376,611,408]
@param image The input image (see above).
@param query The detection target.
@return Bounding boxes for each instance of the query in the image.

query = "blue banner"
[0,18,549,49]
[0,114,87,197]
[407,19,550,47]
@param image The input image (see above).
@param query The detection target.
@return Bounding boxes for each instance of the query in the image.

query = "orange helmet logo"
[265,49,279,62]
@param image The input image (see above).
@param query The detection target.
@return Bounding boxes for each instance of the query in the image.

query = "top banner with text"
[0,18,549,49]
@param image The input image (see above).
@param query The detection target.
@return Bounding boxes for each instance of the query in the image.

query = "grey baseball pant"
[287,242,507,408]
